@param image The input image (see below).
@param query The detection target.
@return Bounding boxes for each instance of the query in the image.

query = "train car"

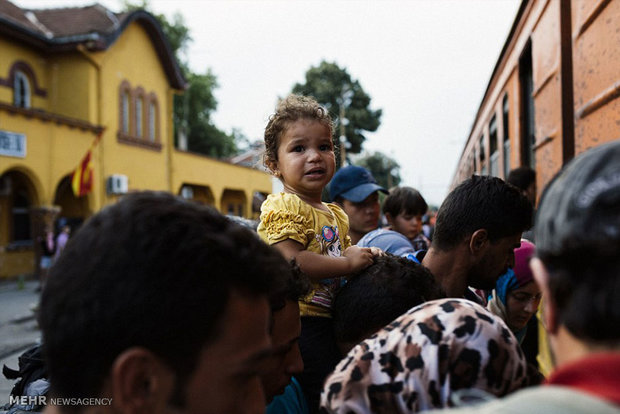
[451,0,619,197]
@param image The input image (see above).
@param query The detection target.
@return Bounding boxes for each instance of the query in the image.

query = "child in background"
[258,94,375,413]
[382,186,431,251]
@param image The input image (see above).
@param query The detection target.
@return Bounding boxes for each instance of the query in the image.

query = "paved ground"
[0,279,42,409]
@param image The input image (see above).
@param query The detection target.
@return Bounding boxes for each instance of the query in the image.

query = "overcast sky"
[15,0,520,206]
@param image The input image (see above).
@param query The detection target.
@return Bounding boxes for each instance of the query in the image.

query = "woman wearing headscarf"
[320,298,528,413]
[486,240,541,344]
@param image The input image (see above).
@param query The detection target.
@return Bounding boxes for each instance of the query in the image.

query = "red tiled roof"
[31,4,120,38]
[0,0,43,35]
[0,0,186,89]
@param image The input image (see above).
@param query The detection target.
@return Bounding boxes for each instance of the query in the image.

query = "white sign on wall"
[0,130,27,158]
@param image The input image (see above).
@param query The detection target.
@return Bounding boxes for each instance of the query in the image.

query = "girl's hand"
[343,246,374,272]
[369,247,384,257]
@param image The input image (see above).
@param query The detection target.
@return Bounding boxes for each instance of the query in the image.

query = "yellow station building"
[0,0,272,278]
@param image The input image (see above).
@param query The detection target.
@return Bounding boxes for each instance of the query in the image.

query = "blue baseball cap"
[329,165,388,202]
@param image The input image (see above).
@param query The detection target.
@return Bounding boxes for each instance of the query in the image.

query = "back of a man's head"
[333,255,444,352]
[507,166,536,191]
[535,141,620,345]
[40,191,289,402]
[432,175,533,250]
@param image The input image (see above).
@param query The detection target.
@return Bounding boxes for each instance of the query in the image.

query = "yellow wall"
[98,23,172,201]
[0,250,33,278]
[46,54,96,121]
[172,150,272,216]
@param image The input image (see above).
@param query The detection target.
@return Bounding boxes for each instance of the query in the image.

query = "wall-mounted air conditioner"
[181,186,194,199]
[106,174,129,195]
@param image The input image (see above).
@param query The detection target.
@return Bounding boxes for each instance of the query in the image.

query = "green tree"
[356,151,401,190]
[123,1,240,158]
[178,70,239,158]
[292,61,382,163]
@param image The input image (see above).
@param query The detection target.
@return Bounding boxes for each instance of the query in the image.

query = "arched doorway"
[0,170,40,278]
[177,184,215,207]
[220,189,247,217]
[53,175,90,233]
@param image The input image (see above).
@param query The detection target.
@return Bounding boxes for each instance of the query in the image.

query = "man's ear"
[530,257,558,334]
[469,229,488,255]
[110,347,175,414]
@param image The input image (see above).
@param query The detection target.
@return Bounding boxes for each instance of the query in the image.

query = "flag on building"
[71,150,93,197]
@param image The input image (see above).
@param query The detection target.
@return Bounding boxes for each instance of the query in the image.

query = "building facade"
[0,0,272,278]
[451,0,619,195]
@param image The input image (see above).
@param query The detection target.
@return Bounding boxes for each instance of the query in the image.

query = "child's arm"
[274,239,374,282]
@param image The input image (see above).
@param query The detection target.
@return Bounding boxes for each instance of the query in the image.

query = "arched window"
[117,82,161,150]
[135,97,143,138]
[119,81,132,136]
[147,93,159,143]
[13,70,31,108]
[148,101,156,142]
[122,90,130,134]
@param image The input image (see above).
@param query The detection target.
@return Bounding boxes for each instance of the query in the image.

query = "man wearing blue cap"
[328,165,388,244]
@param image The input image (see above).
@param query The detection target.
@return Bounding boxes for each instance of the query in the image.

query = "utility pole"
[338,88,353,167]
[339,103,346,167]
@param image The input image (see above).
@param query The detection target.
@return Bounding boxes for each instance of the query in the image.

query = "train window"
[479,135,487,175]
[489,115,499,177]
[503,95,510,177]
[519,42,536,168]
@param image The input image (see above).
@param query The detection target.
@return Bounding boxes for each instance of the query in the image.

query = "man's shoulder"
[425,386,619,414]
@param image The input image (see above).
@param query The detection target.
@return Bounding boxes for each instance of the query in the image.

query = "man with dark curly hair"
[332,254,444,354]
[422,175,533,303]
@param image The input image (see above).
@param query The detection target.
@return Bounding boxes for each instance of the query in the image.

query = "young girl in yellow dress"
[258,94,376,412]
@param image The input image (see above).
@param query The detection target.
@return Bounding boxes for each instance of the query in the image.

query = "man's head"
[332,254,444,354]
[432,175,533,289]
[382,186,428,240]
[40,192,290,414]
[262,264,311,403]
[507,166,537,205]
[531,141,620,357]
[329,166,388,243]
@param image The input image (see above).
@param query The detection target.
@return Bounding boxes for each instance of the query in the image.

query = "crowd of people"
[9,94,618,414]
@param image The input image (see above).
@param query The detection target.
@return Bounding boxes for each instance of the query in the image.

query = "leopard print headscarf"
[320,298,528,413]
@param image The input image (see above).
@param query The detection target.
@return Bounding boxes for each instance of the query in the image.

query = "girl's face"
[273,119,335,203]
[389,212,423,240]
[506,281,541,331]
